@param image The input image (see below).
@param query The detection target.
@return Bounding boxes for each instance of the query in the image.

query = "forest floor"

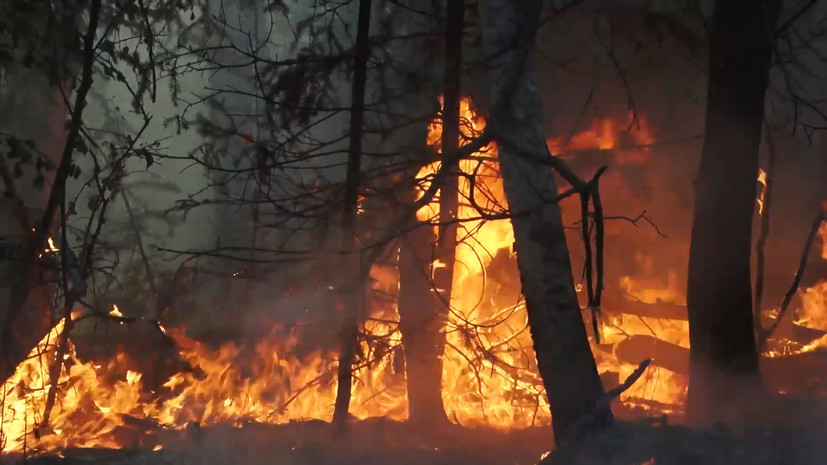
[5,417,827,465]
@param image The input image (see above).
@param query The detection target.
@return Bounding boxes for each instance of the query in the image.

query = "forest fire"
[3,0,826,461]
[2,98,826,456]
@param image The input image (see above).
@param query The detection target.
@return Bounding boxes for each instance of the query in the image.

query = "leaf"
[70,164,81,179]
[87,195,100,211]
[75,139,88,155]
[139,148,154,168]
[99,39,115,56]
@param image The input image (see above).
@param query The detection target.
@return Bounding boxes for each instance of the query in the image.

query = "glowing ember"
[38,236,60,258]
[109,305,124,318]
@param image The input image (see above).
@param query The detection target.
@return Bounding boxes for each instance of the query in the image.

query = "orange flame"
[757,167,768,215]
[1,305,406,454]
[1,99,693,455]
[20,99,825,454]
[417,98,686,425]
[546,112,654,164]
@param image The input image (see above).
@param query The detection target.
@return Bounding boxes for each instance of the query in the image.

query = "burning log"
[610,332,827,396]
[787,323,827,344]
[602,293,687,321]
[614,335,688,375]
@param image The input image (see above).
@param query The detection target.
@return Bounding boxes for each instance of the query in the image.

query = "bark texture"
[397,224,447,426]
[482,0,612,442]
[686,0,780,425]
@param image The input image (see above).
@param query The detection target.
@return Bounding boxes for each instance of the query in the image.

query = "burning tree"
[479,0,613,442]
[5,0,827,461]
[0,1,680,452]
[0,0,217,449]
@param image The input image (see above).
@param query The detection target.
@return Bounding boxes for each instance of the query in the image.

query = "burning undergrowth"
[2,98,827,458]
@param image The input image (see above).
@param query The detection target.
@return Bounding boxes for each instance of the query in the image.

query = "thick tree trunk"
[398,0,466,428]
[332,0,372,433]
[433,0,464,308]
[686,0,780,425]
[482,0,612,442]
[397,224,447,426]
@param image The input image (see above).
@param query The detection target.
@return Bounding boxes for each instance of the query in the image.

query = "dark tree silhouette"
[686,0,781,425]
[401,0,465,428]
[333,0,373,433]
[483,0,612,442]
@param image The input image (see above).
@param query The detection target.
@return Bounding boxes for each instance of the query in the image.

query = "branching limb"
[543,359,652,464]
[758,211,826,349]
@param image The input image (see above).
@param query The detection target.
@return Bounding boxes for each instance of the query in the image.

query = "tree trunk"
[433,0,464,310]
[397,223,447,426]
[332,0,372,433]
[398,0,466,428]
[482,0,612,443]
[686,0,780,425]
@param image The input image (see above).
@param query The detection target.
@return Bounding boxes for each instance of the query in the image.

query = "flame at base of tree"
[3,98,827,455]
[1,307,409,454]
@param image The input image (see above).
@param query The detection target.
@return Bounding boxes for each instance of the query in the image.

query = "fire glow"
[2,98,826,455]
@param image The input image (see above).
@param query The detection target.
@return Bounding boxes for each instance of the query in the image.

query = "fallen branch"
[602,294,687,321]
[758,211,826,349]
